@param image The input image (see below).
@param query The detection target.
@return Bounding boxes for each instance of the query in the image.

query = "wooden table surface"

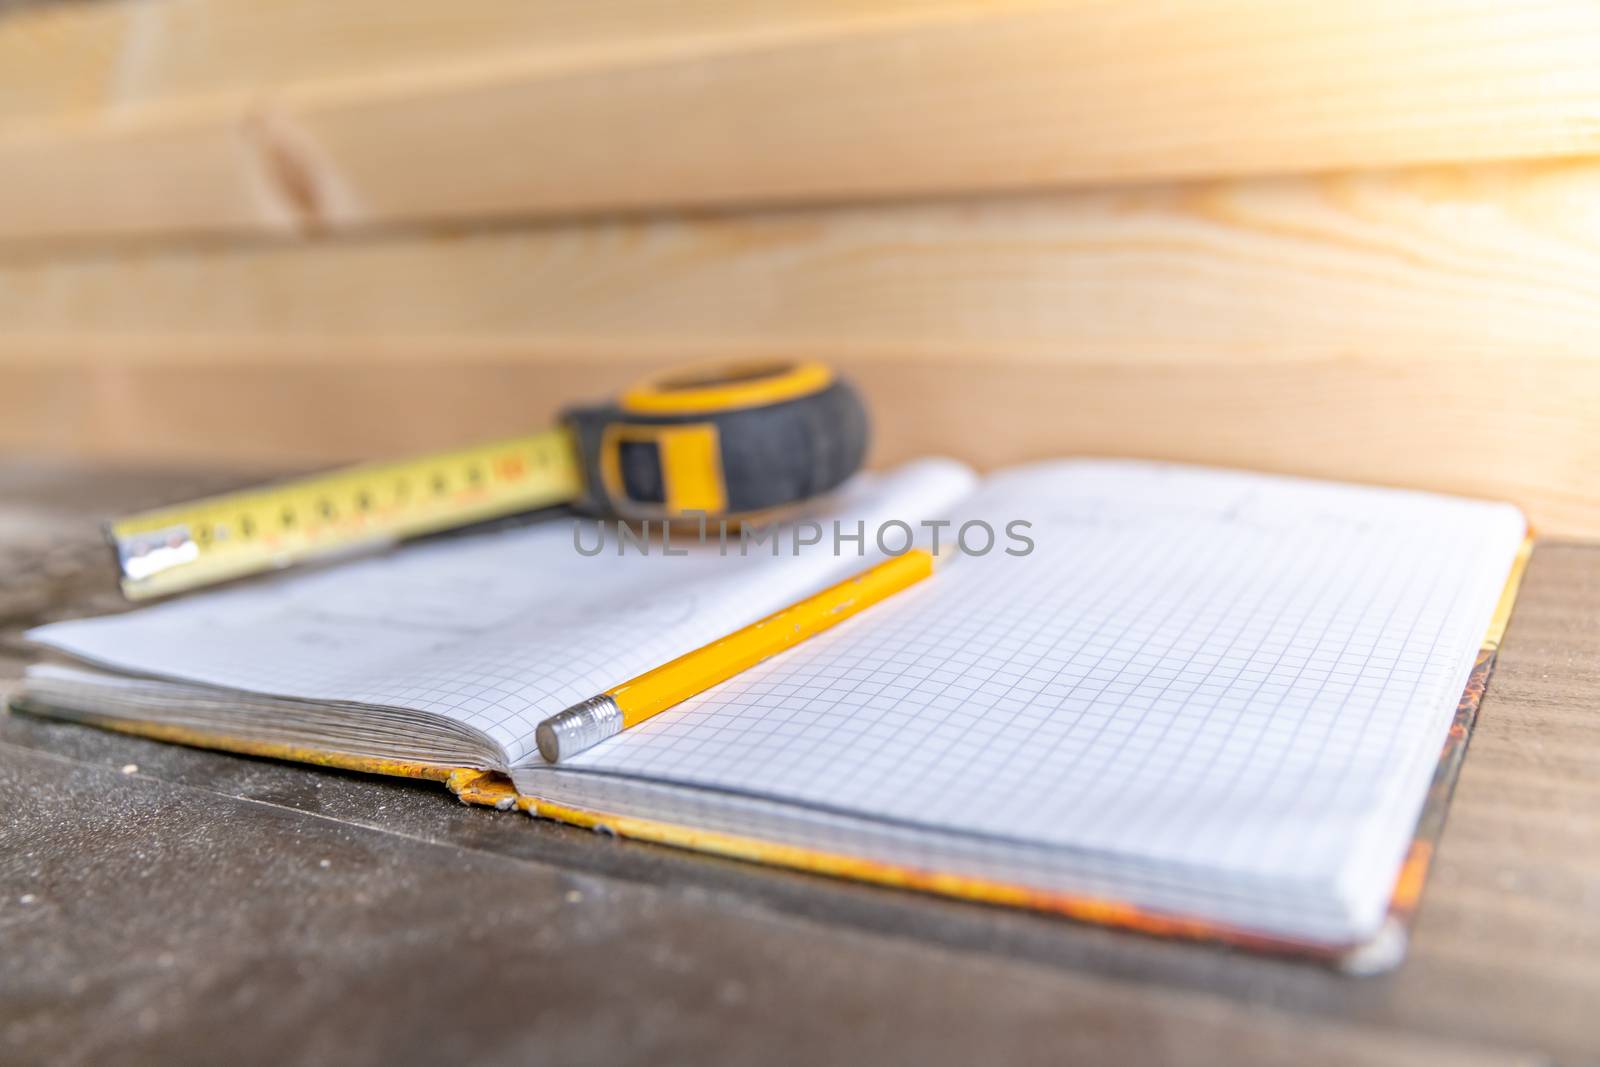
[1,461,1596,1066]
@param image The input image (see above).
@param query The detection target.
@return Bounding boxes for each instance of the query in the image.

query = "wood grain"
[0,0,999,122]
[4,0,1600,242]
[9,157,1600,357]
[5,157,1600,533]
[9,354,1599,535]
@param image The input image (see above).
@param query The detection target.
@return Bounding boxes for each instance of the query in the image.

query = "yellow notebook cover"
[20,539,1529,972]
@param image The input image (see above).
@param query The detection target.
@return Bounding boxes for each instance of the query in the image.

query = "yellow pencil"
[534,548,936,763]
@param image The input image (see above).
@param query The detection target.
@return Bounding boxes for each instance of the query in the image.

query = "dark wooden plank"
[0,728,1529,1067]
[0,461,1594,1065]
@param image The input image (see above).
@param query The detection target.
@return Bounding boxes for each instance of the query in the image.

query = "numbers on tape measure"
[113,431,586,598]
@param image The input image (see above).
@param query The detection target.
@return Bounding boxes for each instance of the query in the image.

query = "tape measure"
[109,359,869,600]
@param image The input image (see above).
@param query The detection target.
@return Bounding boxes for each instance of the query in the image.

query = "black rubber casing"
[564,378,870,518]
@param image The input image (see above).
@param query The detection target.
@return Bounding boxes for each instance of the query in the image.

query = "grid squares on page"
[30,461,980,768]
[562,470,1522,889]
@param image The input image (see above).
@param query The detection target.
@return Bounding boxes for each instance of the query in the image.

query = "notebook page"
[28,459,977,766]
[543,461,1525,935]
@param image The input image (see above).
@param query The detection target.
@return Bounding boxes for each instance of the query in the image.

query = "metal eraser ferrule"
[536,694,623,763]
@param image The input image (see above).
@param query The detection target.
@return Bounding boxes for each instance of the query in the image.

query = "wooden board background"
[5,0,1600,241]
[3,0,1599,536]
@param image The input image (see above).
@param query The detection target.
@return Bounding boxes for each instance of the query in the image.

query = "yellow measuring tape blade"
[110,428,584,600]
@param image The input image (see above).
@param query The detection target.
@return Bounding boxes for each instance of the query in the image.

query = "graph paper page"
[550,461,1526,932]
[28,459,977,766]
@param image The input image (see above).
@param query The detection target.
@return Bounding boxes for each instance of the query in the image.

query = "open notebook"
[15,459,1527,967]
